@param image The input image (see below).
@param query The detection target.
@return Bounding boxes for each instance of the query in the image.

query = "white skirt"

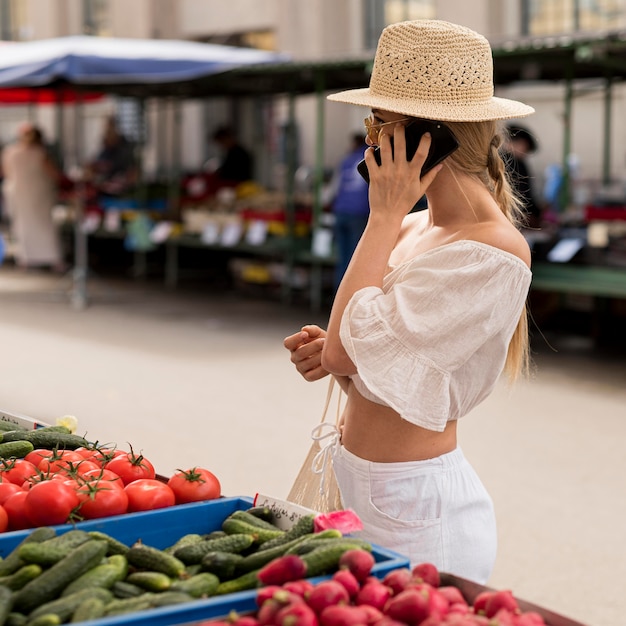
[332,445,497,584]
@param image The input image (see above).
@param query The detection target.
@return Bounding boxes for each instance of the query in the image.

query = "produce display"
[0,422,222,531]
[0,505,378,625]
[195,560,552,626]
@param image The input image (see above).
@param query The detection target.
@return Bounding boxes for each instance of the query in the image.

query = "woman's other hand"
[284,324,329,382]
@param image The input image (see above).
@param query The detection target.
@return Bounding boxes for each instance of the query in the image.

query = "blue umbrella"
[0,36,289,95]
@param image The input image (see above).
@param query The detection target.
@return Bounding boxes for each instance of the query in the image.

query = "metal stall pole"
[70,96,89,310]
[602,74,613,186]
[559,62,574,213]
[281,90,297,305]
[310,70,326,312]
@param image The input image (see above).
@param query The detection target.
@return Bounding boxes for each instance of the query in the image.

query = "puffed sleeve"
[339,243,531,431]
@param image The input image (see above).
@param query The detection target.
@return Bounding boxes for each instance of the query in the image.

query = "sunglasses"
[363,115,412,144]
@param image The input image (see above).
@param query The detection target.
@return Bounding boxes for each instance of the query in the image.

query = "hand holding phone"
[357,119,459,183]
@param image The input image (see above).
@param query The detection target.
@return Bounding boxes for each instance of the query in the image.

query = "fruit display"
[194,559,585,626]
[0,504,393,625]
[0,421,222,531]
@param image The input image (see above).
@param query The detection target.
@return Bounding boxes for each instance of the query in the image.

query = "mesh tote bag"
[287,377,344,513]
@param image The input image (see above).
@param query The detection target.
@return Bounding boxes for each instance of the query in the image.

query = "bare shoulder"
[466,221,531,268]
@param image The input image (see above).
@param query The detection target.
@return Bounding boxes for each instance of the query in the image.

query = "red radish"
[418,616,443,626]
[437,586,466,606]
[489,609,516,626]
[485,590,518,618]
[373,618,407,626]
[256,586,283,607]
[384,588,431,625]
[276,602,319,626]
[331,569,360,600]
[257,599,285,626]
[234,617,260,626]
[284,580,315,598]
[472,591,495,614]
[355,580,391,611]
[382,568,413,595]
[514,612,547,626]
[306,581,350,614]
[357,604,383,624]
[338,549,375,583]
[448,602,470,615]
[411,562,440,588]
[258,555,307,585]
[319,605,370,626]
[426,588,450,618]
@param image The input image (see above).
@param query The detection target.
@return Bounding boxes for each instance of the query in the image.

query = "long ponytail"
[446,120,530,380]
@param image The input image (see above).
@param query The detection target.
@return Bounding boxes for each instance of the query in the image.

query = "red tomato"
[39,450,86,475]
[0,459,39,485]
[24,448,56,468]
[167,467,221,504]
[0,505,8,533]
[76,483,129,519]
[124,479,175,512]
[0,481,23,505]
[82,468,124,488]
[3,490,32,530]
[24,480,80,526]
[105,451,155,486]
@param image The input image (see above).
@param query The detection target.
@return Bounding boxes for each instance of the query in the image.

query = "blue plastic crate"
[0,496,410,626]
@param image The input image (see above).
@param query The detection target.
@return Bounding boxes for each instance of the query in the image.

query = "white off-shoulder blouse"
[339,240,532,432]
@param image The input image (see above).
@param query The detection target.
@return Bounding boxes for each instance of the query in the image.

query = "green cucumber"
[200,551,244,580]
[0,527,56,577]
[0,563,42,590]
[0,421,26,432]
[221,518,283,544]
[228,510,281,531]
[259,514,316,551]
[148,591,194,607]
[170,572,219,598]
[0,586,13,626]
[235,535,313,574]
[300,541,372,578]
[0,440,34,459]
[164,533,204,555]
[18,530,92,566]
[13,540,109,614]
[125,571,171,592]
[289,536,371,556]
[111,581,144,599]
[102,596,153,617]
[23,431,89,450]
[126,543,185,578]
[214,570,261,595]
[5,613,28,626]
[70,596,107,623]
[245,506,274,523]
[61,554,128,596]
[87,531,129,556]
[26,614,61,626]
[174,533,255,565]
[27,588,113,622]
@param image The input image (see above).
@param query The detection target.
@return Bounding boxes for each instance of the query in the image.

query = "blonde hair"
[445,120,530,381]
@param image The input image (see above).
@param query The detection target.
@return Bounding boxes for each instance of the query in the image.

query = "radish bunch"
[199,550,549,626]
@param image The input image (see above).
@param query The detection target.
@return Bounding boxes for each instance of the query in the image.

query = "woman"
[2,124,64,271]
[284,20,534,584]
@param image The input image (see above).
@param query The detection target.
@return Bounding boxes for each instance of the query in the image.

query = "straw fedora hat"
[328,20,534,122]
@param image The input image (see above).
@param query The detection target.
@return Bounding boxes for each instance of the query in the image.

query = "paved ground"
[0,267,624,626]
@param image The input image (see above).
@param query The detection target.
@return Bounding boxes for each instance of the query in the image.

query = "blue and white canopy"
[0,36,289,96]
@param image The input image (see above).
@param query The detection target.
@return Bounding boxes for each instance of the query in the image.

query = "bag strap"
[320,377,344,426]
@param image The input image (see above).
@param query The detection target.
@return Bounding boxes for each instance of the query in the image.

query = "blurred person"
[284,20,534,583]
[503,124,541,228]
[1,123,66,272]
[209,125,253,184]
[88,116,137,197]
[328,133,370,291]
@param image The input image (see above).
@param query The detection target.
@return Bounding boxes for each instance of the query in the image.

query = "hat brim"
[327,87,534,122]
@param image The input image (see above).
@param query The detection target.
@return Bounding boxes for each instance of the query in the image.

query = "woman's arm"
[321,126,442,376]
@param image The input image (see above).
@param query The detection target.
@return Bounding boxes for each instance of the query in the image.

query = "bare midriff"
[339,380,457,463]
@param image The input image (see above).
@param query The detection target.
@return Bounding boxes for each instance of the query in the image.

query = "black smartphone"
[357,119,460,183]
